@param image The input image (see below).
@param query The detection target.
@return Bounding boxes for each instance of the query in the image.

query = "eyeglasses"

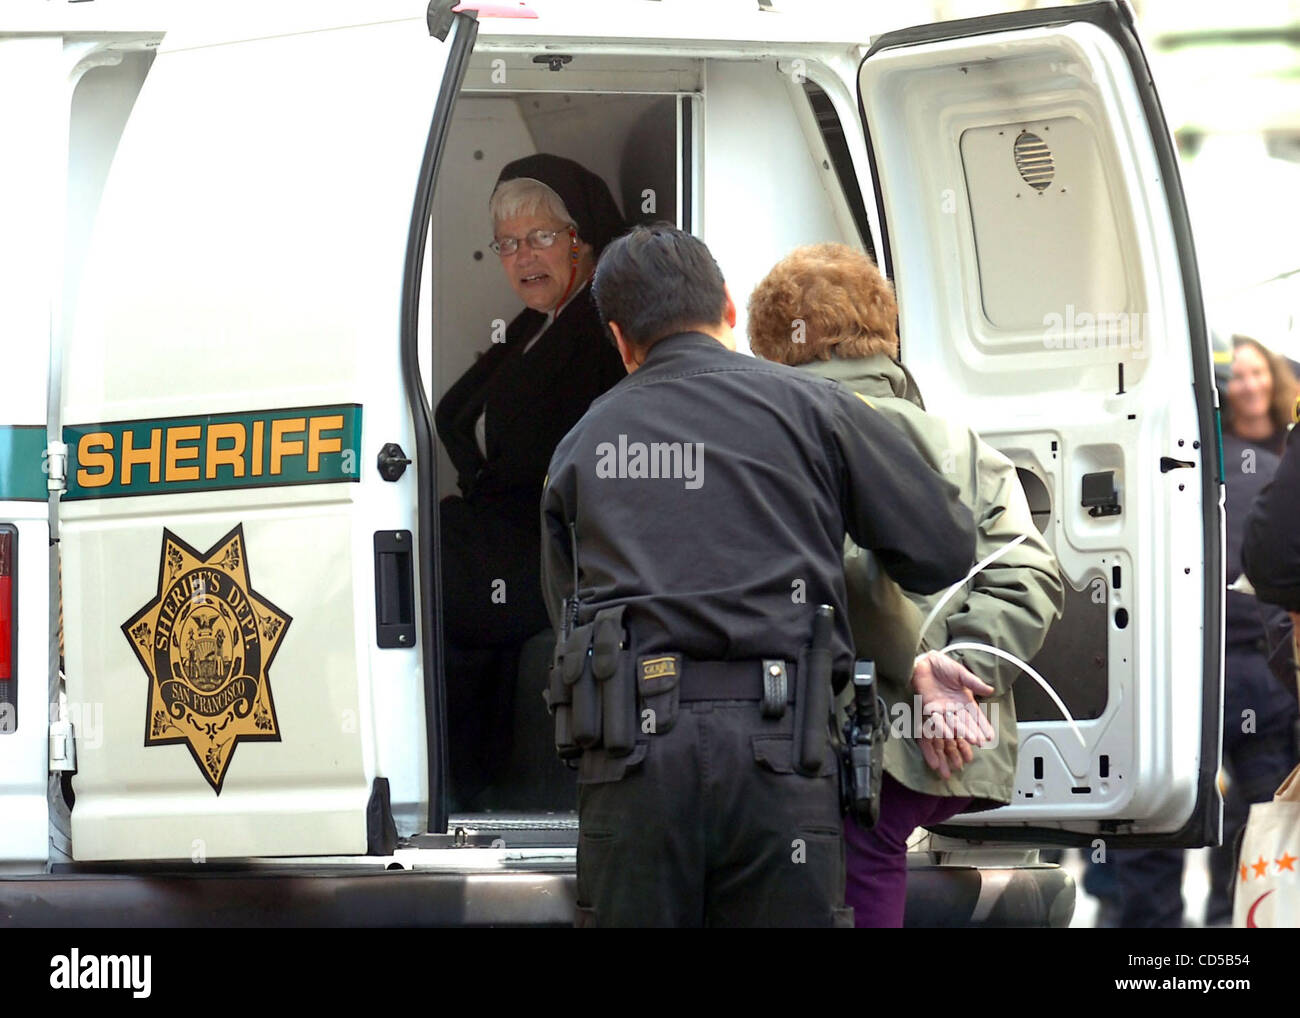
[490,227,570,257]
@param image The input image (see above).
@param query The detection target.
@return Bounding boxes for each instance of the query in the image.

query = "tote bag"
[1234,762,1300,928]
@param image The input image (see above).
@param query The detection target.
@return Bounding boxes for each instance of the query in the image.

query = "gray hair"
[489,176,574,228]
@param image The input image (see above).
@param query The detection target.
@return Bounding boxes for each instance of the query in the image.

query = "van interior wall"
[700,61,856,353]
[425,65,857,494]
[426,92,676,501]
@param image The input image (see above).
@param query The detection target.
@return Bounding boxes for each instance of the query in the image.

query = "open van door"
[60,2,475,860]
[857,0,1222,847]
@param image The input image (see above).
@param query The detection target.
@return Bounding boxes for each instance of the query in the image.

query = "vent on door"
[1013,130,1054,191]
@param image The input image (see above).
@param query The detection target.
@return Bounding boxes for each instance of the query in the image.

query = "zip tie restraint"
[916,532,1028,642]
[938,640,1087,748]
[916,531,1087,747]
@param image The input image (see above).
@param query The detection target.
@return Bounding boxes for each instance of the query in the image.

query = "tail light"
[0,526,14,731]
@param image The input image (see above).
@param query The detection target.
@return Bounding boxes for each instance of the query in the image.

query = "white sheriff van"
[0,0,1222,926]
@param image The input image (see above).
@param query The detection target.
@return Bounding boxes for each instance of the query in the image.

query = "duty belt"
[548,605,839,776]
[678,659,797,714]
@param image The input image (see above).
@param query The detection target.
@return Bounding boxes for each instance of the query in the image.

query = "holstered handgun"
[840,659,885,828]
[793,604,834,776]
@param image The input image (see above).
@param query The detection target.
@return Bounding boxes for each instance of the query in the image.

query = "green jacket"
[804,354,1064,806]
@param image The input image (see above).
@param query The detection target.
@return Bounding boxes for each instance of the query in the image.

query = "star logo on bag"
[1276,852,1296,873]
[1240,862,1249,883]
[1252,856,1270,879]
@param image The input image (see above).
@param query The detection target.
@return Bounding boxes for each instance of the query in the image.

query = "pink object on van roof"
[452,2,539,17]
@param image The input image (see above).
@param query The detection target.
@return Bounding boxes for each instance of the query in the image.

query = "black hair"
[591,223,727,349]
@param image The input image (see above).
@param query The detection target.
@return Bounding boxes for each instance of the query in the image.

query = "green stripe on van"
[63,404,362,500]
[0,426,48,502]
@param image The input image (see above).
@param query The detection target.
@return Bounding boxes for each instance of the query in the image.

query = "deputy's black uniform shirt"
[541,332,977,677]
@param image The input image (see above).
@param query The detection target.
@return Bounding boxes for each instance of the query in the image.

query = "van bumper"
[3,868,579,927]
[1,862,1072,927]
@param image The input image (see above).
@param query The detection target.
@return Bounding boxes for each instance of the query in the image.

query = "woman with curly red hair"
[748,244,1064,927]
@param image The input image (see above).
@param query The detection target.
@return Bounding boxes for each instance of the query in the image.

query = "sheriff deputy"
[540,225,977,928]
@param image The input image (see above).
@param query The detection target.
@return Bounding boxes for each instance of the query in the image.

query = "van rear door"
[60,3,474,860]
[856,0,1221,846]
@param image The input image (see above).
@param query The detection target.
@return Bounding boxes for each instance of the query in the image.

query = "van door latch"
[377,443,411,482]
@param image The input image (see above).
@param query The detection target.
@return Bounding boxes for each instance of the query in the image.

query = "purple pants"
[844,772,971,927]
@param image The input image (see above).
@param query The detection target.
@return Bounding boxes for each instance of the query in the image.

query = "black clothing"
[1224,431,1297,722]
[1224,433,1281,651]
[436,289,624,650]
[436,288,625,507]
[1261,427,1289,458]
[436,288,623,640]
[541,331,975,926]
[437,154,627,808]
[496,153,626,255]
[575,701,851,927]
[436,290,623,807]
[442,643,519,806]
[438,495,551,648]
[1245,425,1300,613]
[1220,424,1300,916]
[1112,430,1297,927]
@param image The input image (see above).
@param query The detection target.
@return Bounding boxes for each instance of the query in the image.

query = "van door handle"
[1081,470,1121,518]
[374,530,416,649]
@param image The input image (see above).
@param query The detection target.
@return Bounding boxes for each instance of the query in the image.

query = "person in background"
[747,243,1064,927]
[435,154,626,808]
[1243,389,1300,684]
[1222,335,1298,457]
[1209,337,1299,922]
[1109,334,1298,926]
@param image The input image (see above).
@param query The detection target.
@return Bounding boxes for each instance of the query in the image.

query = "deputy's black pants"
[575,699,852,928]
